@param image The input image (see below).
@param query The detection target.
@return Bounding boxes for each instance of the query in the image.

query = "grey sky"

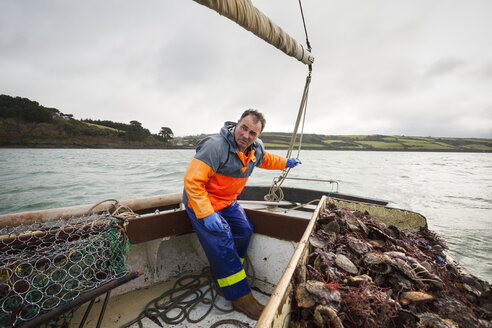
[1,0,491,137]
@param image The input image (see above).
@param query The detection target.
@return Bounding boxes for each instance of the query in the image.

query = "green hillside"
[260,133,492,152]
[1,94,491,151]
[0,95,175,148]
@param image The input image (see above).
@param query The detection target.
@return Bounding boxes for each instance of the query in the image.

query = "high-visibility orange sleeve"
[184,158,215,218]
[259,152,287,170]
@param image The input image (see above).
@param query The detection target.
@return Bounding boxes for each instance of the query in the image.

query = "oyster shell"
[313,305,343,328]
[335,254,358,274]
[399,291,433,305]
[295,282,316,308]
[309,231,336,249]
[296,264,307,284]
[363,252,392,274]
[305,280,341,309]
[346,235,370,255]
[322,220,340,235]
[356,218,369,236]
[417,312,458,328]
[345,274,373,286]
[309,234,329,249]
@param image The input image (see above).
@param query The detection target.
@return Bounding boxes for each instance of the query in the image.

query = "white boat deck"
[70,273,270,328]
[69,203,312,327]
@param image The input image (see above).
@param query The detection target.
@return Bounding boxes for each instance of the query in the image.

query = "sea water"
[0,148,491,282]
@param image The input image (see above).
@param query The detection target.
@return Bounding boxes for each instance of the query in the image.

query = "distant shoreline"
[2,95,491,153]
[1,144,491,153]
[0,144,194,150]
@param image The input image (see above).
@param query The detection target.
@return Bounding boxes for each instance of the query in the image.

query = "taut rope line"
[298,0,312,52]
[264,70,311,202]
[264,0,313,203]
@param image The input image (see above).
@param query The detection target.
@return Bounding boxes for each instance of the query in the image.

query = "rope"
[210,319,251,327]
[264,71,312,203]
[86,198,139,219]
[254,198,320,214]
[87,198,119,215]
[264,0,313,203]
[123,256,257,327]
[279,198,320,213]
[119,268,228,327]
[298,0,312,52]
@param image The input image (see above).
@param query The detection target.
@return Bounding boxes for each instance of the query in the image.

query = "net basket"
[0,214,130,327]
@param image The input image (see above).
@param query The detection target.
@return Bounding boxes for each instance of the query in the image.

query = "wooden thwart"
[126,208,310,244]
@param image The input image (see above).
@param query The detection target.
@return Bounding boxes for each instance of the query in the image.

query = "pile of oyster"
[290,203,492,328]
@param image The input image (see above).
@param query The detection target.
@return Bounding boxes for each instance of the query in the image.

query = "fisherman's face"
[234,114,262,153]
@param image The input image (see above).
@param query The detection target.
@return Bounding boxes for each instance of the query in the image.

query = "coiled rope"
[122,257,256,327]
[122,267,230,327]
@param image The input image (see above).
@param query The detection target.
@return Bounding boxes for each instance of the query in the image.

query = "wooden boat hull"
[1,186,435,327]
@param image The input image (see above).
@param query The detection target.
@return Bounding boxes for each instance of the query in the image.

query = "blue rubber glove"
[285,158,302,169]
[202,212,224,232]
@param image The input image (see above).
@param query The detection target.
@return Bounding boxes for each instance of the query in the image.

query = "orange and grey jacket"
[184,121,287,218]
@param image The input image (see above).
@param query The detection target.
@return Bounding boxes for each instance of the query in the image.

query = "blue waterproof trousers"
[183,195,253,300]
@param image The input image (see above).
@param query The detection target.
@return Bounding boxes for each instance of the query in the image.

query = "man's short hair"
[240,109,266,132]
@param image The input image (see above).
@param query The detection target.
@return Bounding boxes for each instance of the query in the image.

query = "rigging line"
[298,0,311,51]
[295,71,310,159]
[264,2,313,203]
[264,72,312,203]
[286,72,312,159]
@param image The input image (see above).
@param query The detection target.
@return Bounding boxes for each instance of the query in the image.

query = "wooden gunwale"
[0,193,182,229]
[256,195,327,327]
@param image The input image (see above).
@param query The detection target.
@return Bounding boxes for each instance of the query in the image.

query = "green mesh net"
[0,214,130,327]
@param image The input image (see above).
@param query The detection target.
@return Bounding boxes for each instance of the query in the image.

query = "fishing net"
[0,214,130,327]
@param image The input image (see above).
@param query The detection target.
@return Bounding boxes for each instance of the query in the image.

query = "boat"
[4,184,490,328]
[0,186,416,327]
[1,1,491,327]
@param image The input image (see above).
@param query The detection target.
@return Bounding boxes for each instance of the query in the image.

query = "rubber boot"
[231,292,265,320]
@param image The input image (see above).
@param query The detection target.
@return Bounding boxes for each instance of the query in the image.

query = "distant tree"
[158,127,174,142]
[0,94,53,123]
[127,120,150,141]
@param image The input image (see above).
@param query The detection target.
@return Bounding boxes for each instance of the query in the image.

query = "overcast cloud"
[1,0,491,137]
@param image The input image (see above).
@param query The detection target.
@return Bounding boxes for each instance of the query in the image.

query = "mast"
[193,0,314,65]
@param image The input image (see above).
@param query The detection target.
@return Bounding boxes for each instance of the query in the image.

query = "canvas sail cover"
[193,0,314,65]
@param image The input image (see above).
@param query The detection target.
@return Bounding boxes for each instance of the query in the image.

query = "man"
[182,109,301,320]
